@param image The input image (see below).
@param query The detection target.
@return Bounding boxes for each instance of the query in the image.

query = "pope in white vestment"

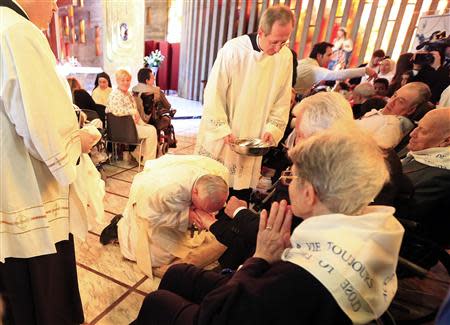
[195,33,293,190]
[117,154,229,278]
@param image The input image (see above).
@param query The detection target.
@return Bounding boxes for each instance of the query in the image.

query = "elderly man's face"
[408,113,447,151]
[258,21,292,56]
[383,86,418,117]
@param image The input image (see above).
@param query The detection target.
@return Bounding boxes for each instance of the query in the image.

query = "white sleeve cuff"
[233,206,247,218]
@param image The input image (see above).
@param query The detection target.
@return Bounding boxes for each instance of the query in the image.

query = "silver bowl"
[229,138,272,156]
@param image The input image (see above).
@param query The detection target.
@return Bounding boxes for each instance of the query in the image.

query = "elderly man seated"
[187,92,411,270]
[356,82,431,150]
[100,155,229,277]
[131,130,404,325]
[397,108,450,245]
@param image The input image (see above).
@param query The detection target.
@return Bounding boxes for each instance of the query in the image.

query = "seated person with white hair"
[397,108,450,245]
[195,92,411,270]
[100,155,229,278]
[132,131,404,325]
[357,82,431,150]
[351,82,376,119]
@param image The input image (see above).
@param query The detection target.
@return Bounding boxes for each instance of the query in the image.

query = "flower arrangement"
[144,49,165,68]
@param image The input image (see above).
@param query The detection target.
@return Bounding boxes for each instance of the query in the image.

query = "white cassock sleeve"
[136,187,190,232]
[1,25,80,186]
[202,47,233,141]
[263,61,292,144]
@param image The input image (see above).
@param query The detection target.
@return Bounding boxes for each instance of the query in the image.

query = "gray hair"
[289,130,389,215]
[293,92,354,138]
[353,82,375,99]
[259,5,294,34]
[195,175,228,206]
[406,82,431,106]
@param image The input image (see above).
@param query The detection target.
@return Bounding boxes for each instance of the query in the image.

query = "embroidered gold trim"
[0,197,67,214]
[44,130,80,161]
[0,216,69,234]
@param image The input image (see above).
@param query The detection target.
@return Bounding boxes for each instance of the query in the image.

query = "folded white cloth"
[282,206,404,324]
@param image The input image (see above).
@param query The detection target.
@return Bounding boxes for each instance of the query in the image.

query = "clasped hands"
[253,200,292,264]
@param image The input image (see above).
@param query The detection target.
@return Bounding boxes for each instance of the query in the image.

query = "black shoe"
[100,214,123,245]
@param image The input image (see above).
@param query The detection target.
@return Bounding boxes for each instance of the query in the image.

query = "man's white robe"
[195,35,292,190]
[0,6,86,262]
[117,154,229,278]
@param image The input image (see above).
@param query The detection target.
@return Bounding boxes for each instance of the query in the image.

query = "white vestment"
[195,35,292,190]
[117,155,229,278]
[0,6,90,262]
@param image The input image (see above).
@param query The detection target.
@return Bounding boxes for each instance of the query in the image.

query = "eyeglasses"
[268,40,290,48]
[280,170,299,186]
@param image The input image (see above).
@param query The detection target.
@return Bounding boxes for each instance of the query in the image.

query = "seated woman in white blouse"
[106,69,157,162]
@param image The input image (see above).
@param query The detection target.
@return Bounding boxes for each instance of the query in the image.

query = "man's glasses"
[280,170,298,186]
[268,40,289,48]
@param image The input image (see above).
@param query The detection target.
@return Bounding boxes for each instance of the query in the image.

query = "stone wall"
[144,0,169,41]
[102,0,145,87]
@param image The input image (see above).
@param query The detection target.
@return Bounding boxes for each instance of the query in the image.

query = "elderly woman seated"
[106,69,157,162]
[131,130,405,325]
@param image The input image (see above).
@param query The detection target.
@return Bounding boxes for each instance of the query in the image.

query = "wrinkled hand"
[188,206,203,229]
[195,209,217,230]
[224,196,248,218]
[79,128,99,153]
[188,206,215,230]
[262,132,274,145]
[224,134,236,144]
[365,67,378,81]
[253,200,292,264]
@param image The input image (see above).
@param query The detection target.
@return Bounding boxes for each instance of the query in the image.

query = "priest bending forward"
[101,155,229,278]
[195,5,294,194]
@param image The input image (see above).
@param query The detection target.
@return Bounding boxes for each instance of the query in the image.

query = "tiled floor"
[76,96,201,324]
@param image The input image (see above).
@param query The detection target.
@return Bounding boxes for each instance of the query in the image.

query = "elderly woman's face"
[117,75,131,93]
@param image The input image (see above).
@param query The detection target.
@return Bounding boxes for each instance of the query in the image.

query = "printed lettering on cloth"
[409,147,450,170]
[281,206,404,324]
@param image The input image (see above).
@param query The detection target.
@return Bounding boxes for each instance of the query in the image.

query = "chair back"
[106,113,139,144]
[82,109,100,122]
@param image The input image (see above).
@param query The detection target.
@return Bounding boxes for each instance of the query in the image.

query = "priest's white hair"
[259,5,294,34]
[289,130,389,215]
[293,92,354,138]
[195,175,228,206]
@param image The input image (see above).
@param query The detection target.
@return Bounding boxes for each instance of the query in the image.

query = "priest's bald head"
[191,175,229,213]
[258,5,294,56]
[17,0,58,30]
